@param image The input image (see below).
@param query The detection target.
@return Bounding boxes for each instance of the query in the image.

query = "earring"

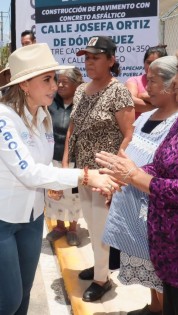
[24,91,29,97]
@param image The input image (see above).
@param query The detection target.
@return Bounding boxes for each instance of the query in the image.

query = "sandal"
[66,231,80,246]
[46,227,67,242]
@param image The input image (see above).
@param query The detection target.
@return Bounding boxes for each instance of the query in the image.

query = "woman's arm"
[0,113,119,193]
[115,106,135,153]
[49,167,121,200]
[126,167,153,193]
[62,120,74,167]
[148,177,178,206]
[125,80,154,113]
[0,114,81,190]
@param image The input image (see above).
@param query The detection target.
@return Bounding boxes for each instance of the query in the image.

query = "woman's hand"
[95,149,139,184]
[84,169,121,196]
[48,190,64,200]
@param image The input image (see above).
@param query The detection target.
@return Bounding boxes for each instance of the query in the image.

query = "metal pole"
[11,0,16,51]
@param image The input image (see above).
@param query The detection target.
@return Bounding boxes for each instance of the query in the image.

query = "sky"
[0,0,11,44]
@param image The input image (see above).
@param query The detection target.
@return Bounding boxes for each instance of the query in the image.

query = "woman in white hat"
[0,43,118,315]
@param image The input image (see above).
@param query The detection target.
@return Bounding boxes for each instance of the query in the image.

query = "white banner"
[15,0,35,48]
[14,0,159,82]
[35,0,159,82]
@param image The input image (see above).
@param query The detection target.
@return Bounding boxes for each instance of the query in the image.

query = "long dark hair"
[144,45,168,63]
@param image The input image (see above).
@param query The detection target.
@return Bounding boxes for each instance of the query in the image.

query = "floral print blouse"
[70,80,134,169]
[143,117,178,288]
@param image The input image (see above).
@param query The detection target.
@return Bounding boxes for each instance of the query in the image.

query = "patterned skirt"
[45,160,82,222]
[118,252,163,293]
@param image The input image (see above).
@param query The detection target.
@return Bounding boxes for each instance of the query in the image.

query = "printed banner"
[15,0,159,82]
[35,0,159,82]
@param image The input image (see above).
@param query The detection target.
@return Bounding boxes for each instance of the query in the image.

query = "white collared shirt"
[0,103,80,223]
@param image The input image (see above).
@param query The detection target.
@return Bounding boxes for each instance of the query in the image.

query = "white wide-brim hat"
[0,43,74,90]
[0,63,10,87]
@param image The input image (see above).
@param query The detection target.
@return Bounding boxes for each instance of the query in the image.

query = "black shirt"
[48,93,73,161]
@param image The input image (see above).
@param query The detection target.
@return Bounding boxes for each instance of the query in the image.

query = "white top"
[0,103,81,223]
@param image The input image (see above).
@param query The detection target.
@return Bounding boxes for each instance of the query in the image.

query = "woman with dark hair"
[125,45,168,118]
[62,36,135,302]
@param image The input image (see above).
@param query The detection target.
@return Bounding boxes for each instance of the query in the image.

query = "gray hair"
[149,56,177,89]
[57,67,83,85]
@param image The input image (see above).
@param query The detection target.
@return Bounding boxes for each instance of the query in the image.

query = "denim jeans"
[0,213,44,315]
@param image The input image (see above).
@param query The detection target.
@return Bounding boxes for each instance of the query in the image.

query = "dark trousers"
[109,246,120,270]
[0,213,44,315]
[163,282,178,315]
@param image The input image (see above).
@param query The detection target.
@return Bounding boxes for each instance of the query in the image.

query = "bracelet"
[81,166,89,186]
[123,167,137,181]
